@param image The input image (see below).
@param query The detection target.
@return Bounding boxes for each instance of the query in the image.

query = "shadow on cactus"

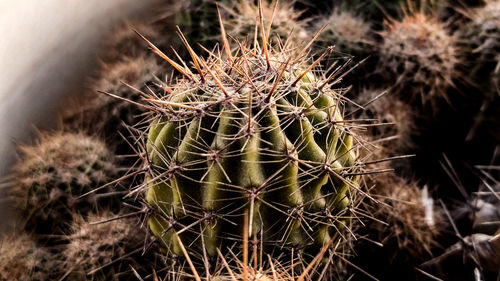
[119,0,387,277]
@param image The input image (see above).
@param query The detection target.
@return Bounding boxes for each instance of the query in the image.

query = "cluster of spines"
[62,212,149,281]
[315,8,372,57]
[6,132,118,235]
[221,0,308,44]
[0,234,60,281]
[377,2,461,105]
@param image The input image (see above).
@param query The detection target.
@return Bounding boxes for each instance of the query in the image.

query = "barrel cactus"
[139,7,368,267]
[9,132,118,235]
[222,0,308,43]
[0,234,60,281]
[462,0,500,74]
[63,212,147,281]
[315,9,372,56]
[378,6,460,105]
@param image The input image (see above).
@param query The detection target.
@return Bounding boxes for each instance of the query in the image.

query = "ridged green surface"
[144,39,358,258]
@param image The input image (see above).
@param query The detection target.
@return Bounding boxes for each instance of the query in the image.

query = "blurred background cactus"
[6,132,118,237]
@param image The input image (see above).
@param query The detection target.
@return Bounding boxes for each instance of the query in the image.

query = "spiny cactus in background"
[462,0,500,77]
[460,0,500,142]
[372,176,443,260]
[63,213,149,281]
[132,2,379,272]
[8,132,118,235]
[222,0,308,43]
[315,9,372,57]
[378,4,461,105]
[0,234,61,281]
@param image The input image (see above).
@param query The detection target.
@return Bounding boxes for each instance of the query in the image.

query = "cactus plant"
[373,177,443,259]
[136,4,372,268]
[315,8,372,57]
[378,4,461,105]
[8,132,118,236]
[222,0,308,43]
[462,0,500,76]
[0,234,61,281]
[63,212,148,281]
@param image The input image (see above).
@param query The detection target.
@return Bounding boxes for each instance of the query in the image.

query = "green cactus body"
[142,26,359,259]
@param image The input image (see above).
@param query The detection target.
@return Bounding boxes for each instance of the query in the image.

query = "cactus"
[460,0,500,142]
[378,5,460,105]
[462,0,500,76]
[373,177,443,259]
[136,4,371,267]
[63,212,148,281]
[315,8,372,57]
[8,132,118,235]
[222,0,308,43]
[0,234,61,281]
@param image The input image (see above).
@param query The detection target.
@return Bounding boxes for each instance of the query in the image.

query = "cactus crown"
[222,0,308,43]
[63,213,144,281]
[9,132,117,234]
[379,5,460,104]
[0,234,59,281]
[465,0,500,66]
[15,132,115,190]
[316,9,371,54]
[129,1,376,272]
